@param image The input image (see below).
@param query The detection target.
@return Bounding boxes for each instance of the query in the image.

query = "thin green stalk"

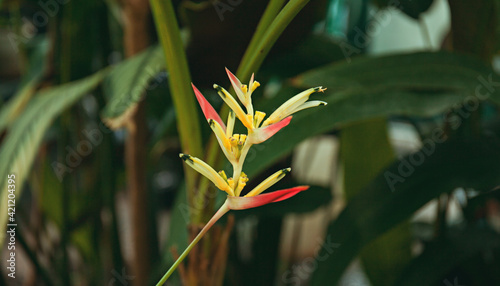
[237,0,310,80]
[156,201,230,285]
[150,0,204,205]
[239,0,286,72]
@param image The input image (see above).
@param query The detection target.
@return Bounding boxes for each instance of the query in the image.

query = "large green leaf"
[101,45,166,129]
[341,118,412,286]
[395,225,500,286]
[0,37,48,132]
[0,70,107,244]
[0,75,41,132]
[245,51,500,177]
[310,137,500,285]
[293,51,500,98]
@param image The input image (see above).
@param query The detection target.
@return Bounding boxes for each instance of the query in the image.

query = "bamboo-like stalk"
[122,0,153,283]
[236,0,311,80]
[238,0,287,78]
[150,0,204,210]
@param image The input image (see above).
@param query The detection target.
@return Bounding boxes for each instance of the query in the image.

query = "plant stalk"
[156,201,230,285]
[123,0,153,282]
[150,0,204,209]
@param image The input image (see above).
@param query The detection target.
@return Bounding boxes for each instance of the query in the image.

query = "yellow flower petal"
[226,110,235,138]
[292,100,327,113]
[263,87,325,126]
[235,172,249,196]
[218,170,228,181]
[238,134,247,145]
[214,84,253,129]
[244,168,291,197]
[253,111,266,128]
[209,119,231,150]
[180,154,234,196]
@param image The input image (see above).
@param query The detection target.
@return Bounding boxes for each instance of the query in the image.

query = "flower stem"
[239,0,286,77]
[156,200,231,285]
[237,0,310,81]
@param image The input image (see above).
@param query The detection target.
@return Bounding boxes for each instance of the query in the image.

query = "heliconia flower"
[157,70,325,285]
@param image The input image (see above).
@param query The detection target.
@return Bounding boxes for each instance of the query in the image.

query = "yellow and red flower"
[158,69,326,284]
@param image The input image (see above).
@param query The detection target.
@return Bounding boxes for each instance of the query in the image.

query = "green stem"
[156,200,231,285]
[239,0,286,74]
[150,0,204,205]
[236,0,310,81]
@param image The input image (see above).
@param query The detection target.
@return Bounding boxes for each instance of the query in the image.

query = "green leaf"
[0,70,107,245]
[341,118,412,286]
[263,34,349,78]
[293,52,499,97]
[100,45,165,129]
[245,51,500,177]
[151,0,204,217]
[0,37,48,132]
[395,225,500,286]
[310,137,500,284]
[0,74,41,132]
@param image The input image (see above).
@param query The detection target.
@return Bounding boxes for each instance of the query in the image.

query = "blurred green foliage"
[0,0,500,285]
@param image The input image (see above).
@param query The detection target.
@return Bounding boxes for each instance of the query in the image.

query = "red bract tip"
[192,83,226,131]
[227,186,309,210]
